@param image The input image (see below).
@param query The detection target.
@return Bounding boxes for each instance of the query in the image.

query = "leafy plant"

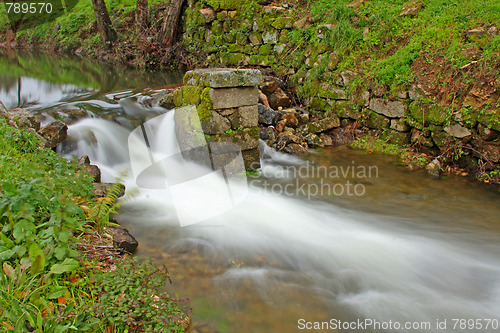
[91,259,191,332]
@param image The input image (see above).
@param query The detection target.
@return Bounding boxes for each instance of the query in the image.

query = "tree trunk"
[160,0,186,46]
[136,0,149,29]
[91,0,117,43]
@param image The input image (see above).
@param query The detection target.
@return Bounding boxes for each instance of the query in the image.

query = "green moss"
[258,44,272,56]
[217,11,228,21]
[478,109,500,131]
[380,130,411,145]
[206,0,221,11]
[334,101,361,119]
[363,110,391,129]
[309,97,329,112]
[236,33,248,45]
[198,87,214,122]
[271,17,293,29]
[409,101,450,127]
[211,21,223,36]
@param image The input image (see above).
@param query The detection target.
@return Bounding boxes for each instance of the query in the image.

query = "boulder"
[78,155,101,183]
[2,107,41,130]
[37,121,68,149]
[107,226,138,253]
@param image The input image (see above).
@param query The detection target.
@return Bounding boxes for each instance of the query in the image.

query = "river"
[1,50,499,333]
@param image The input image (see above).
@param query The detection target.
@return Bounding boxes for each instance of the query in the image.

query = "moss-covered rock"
[380,130,411,145]
[409,101,450,127]
[309,97,329,111]
[334,101,362,119]
[211,21,223,36]
[271,17,293,29]
[258,44,272,55]
[363,110,391,129]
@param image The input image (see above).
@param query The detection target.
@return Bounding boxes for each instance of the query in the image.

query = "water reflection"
[0,49,183,117]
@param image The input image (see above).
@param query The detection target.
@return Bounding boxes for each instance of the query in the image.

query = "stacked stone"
[173,68,262,170]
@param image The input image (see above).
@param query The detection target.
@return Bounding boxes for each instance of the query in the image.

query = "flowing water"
[2,52,500,333]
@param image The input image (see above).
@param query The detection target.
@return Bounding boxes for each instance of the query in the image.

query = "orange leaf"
[57,296,66,304]
[2,321,14,331]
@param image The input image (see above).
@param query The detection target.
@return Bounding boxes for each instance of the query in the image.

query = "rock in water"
[78,155,102,183]
[38,121,68,149]
[425,158,441,177]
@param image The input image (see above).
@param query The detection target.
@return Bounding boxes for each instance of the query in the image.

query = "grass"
[287,0,500,91]
[351,134,431,168]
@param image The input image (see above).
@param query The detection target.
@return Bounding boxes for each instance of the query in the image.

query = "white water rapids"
[62,110,500,332]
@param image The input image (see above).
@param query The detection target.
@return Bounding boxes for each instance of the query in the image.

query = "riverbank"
[0,101,191,331]
[1,0,498,184]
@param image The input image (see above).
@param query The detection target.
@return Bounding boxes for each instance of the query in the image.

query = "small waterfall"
[63,109,500,332]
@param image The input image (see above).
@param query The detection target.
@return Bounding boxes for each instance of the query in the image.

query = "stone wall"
[173,68,262,170]
[179,1,500,176]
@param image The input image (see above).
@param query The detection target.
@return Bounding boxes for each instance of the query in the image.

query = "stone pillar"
[173,68,262,170]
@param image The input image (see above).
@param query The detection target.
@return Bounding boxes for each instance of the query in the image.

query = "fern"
[80,182,124,232]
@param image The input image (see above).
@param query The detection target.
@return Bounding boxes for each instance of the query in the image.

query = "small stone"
[259,90,270,108]
[199,8,216,23]
[258,104,277,125]
[399,0,423,17]
[262,31,278,44]
[259,127,277,145]
[283,143,308,156]
[444,124,472,138]
[425,158,441,177]
[299,113,310,125]
[340,70,359,87]
[267,87,291,110]
[305,133,324,148]
[319,133,333,146]
[294,17,310,29]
